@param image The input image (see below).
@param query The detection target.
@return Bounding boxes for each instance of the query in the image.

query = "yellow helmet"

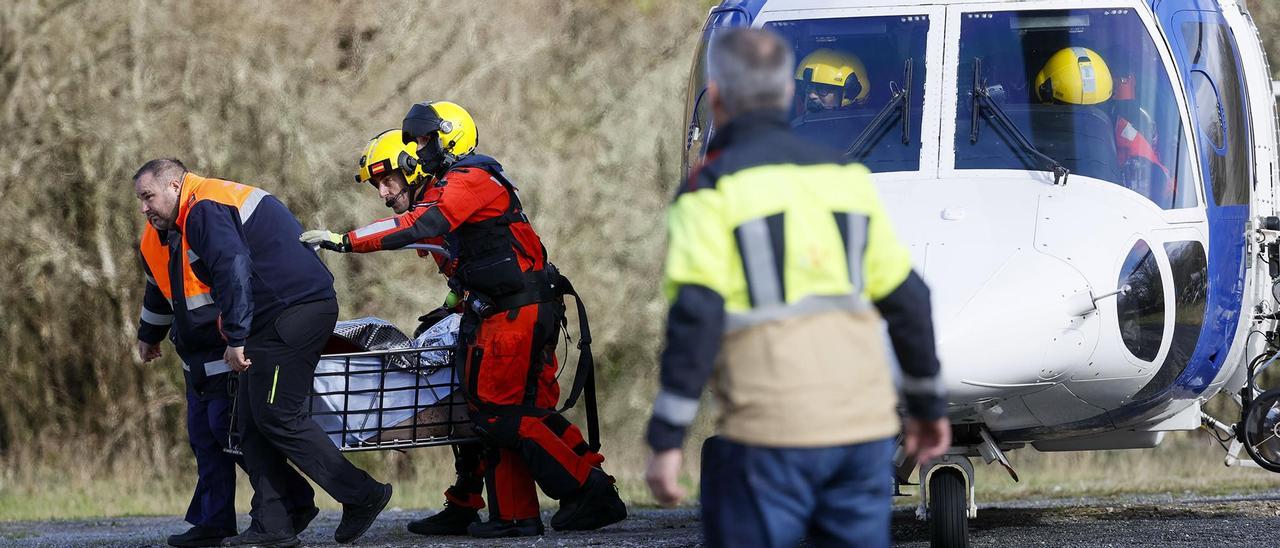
[795,48,869,106]
[402,101,477,174]
[1035,47,1113,105]
[354,129,426,187]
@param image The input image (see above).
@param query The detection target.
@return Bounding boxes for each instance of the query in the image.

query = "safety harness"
[448,157,601,451]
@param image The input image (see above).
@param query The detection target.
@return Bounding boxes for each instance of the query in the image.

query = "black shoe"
[168,525,237,547]
[466,517,545,538]
[290,506,320,536]
[219,528,299,547]
[407,503,481,536]
[551,470,628,531]
[335,482,393,544]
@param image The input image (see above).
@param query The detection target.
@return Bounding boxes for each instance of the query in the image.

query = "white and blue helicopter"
[684,0,1280,545]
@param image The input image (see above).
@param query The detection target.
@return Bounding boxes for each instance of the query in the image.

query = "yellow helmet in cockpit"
[795,48,870,109]
[1035,47,1114,105]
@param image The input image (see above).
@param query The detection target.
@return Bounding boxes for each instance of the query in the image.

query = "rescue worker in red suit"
[1111,74,1175,206]
[301,102,626,538]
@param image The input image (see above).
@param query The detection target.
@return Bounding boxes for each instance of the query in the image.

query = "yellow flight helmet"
[354,129,426,187]
[1035,47,1114,105]
[402,101,477,175]
[795,48,869,106]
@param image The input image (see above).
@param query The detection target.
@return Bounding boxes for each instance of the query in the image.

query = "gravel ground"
[4,490,1280,547]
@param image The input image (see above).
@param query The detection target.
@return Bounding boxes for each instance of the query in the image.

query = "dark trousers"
[184,385,238,530]
[239,298,379,534]
[700,436,895,548]
[184,376,315,531]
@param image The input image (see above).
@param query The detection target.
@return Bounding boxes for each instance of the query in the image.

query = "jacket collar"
[174,171,203,230]
[707,109,791,153]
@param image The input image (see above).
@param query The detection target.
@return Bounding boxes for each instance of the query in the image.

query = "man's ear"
[708,81,729,126]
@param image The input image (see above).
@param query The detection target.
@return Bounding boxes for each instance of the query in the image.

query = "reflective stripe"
[239,188,270,223]
[901,374,945,397]
[140,307,173,326]
[187,248,199,264]
[185,292,215,309]
[736,216,784,308]
[145,273,157,286]
[726,294,869,332]
[652,389,700,426]
[1120,121,1138,142]
[353,218,398,239]
[1073,47,1097,94]
[182,361,191,372]
[204,359,232,377]
[834,212,868,293]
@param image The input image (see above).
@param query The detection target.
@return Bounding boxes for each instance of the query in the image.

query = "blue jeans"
[700,436,895,548]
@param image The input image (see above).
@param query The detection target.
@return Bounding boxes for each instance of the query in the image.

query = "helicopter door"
[1155,6,1253,399]
[681,8,751,179]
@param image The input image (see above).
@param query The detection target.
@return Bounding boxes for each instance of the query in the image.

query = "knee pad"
[471,412,522,448]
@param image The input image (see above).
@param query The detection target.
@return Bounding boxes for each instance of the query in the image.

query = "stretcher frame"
[225,344,480,456]
[309,344,480,452]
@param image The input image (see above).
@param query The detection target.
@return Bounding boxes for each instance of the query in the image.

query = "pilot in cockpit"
[1035,47,1171,203]
[794,48,871,113]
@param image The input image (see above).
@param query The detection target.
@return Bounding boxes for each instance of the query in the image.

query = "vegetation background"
[1,0,1279,520]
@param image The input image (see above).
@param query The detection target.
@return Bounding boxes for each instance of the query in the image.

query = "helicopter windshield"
[766,14,928,173]
[956,8,1196,209]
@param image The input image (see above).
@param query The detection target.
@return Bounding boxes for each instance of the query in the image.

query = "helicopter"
[682,0,1280,545]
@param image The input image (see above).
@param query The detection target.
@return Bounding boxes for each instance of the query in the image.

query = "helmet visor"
[403,103,444,143]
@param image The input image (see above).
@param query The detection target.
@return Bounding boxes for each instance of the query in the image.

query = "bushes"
[0,0,703,479]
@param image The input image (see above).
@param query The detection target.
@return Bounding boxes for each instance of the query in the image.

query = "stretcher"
[226,315,480,454]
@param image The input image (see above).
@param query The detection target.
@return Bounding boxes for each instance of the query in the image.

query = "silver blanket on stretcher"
[309,314,461,447]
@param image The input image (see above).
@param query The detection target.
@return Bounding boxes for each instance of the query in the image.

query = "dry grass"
[3,0,1280,521]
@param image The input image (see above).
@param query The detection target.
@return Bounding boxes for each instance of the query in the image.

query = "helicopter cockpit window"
[765,15,929,173]
[956,9,1197,210]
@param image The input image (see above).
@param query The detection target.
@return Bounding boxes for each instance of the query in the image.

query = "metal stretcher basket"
[307,343,479,452]
[299,314,479,452]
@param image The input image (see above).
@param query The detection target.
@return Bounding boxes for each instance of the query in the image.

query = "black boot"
[219,527,299,548]
[467,517,545,538]
[551,470,627,531]
[407,503,481,536]
[335,482,393,544]
[167,525,237,547]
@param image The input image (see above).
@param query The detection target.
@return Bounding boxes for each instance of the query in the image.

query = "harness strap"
[461,268,600,451]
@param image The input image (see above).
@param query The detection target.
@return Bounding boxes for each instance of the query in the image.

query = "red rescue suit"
[1115,116,1174,204]
[346,155,603,521]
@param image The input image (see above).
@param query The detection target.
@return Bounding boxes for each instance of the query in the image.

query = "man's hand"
[300,229,349,252]
[645,448,686,507]
[903,416,952,464]
[137,340,162,363]
[224,345,252,372]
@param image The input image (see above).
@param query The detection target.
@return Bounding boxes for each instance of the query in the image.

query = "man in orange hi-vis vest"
[133,158,389,547]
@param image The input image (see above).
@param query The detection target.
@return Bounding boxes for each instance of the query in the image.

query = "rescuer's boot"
[407,503,481,536]
[466,517,545,538]
[551,469,627,531]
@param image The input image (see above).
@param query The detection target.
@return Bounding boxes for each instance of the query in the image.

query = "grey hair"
[132,158,187,183]
[707,28,795,115]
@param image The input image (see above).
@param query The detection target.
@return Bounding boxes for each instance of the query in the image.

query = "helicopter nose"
[927,247,1097,401]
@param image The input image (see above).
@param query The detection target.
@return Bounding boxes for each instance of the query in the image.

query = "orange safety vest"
[140,223,212,311]
[171,172,272,308]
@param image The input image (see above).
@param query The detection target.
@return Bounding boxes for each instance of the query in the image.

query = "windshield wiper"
[968,57,1070,185]
[844,57,913,159]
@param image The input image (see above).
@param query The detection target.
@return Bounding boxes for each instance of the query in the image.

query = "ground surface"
[4,490,1280,547]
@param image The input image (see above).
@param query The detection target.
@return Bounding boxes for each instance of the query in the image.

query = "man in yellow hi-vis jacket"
[644,28,951,548]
